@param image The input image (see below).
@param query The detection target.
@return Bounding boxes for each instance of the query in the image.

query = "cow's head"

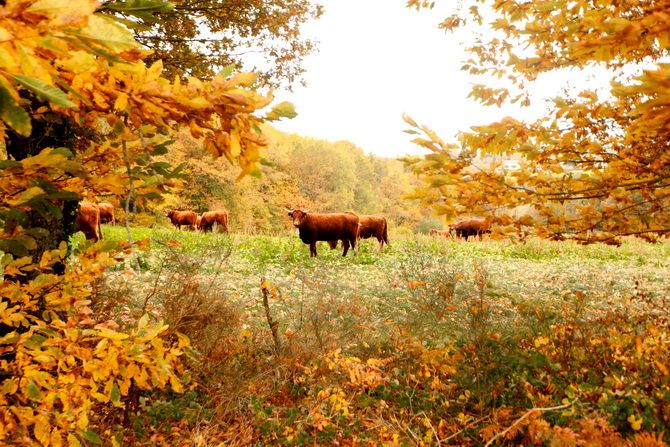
[285,208,311,227]
[164,209,174,218]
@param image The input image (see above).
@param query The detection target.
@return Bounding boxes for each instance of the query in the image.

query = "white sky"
[271,0,547,159]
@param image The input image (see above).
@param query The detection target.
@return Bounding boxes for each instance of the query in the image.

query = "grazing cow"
[449,219,491,241]
[328,214,389,251]
[75,202,103,241]
[96,203,115,225]
[429,229,450,237]
[199,210,229,233]
[286,209,360,257]
[164,209,197,230]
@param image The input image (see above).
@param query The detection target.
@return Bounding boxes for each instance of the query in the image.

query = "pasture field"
[80,227,670,445]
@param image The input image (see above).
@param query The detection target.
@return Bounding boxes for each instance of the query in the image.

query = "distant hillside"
[146,125,434,234]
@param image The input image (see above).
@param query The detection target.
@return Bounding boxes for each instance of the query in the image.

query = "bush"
[415,217,447,235]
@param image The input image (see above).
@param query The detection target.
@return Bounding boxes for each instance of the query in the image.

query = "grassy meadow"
[78,225,670,445]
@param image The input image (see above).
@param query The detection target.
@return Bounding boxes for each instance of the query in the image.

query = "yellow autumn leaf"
[11,186,45,206]
[229,131,241,157]
[230,72,257,87]
[96,329,129,342]
[146,60,163,81]
[28,0,97,22]
[50,428,63,447]
[34,414,51,444]
[655,360,669,376]
[0,28,13,42]
[170,374,183,393]
[114,92,128,111]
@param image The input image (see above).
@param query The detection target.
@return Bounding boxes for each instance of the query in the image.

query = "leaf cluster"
[403,0,670,244]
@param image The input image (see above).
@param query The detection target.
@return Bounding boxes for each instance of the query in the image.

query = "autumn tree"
[402,0,670,244]
[102,0,324,87]
[0,0,292,442]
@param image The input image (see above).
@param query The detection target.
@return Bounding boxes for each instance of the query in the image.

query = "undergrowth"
[85,227,670,446]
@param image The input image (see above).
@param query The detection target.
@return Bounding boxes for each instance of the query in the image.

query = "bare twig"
[484,399,577,447]
[444,415,490,442]
[261,277,281,353]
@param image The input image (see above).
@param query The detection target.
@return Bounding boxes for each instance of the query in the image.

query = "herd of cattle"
[163,209,230,233]
[73,204,230,242]
[430,219,492,241]
[286,209,389,257]
[74,202,489,257]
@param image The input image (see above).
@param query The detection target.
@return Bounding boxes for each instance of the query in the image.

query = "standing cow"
[449,219,491,241]
[164,209,198,230]
[199,210,229,233]
[328,214,389,251]
[75,202,103,242]
[286,209,360,257]
[96,203,115,226]
[357,215,389,250]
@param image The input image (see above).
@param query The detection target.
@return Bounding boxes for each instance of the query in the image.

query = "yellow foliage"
[404,0,670,243]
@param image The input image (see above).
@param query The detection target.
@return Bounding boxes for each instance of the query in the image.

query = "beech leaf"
[6,74,75,108]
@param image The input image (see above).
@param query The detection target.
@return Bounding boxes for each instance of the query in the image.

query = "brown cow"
[75,202,103,241]
[199,210,229,233]
[449,219,491,241]
[164,209,197,230]
[328,214,389,251]
[286,209,360,257]
[429,229,450,237]
[96,203,115,225]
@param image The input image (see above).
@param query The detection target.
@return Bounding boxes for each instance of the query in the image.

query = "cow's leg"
[342,240,350,257]
[310,242,317,257]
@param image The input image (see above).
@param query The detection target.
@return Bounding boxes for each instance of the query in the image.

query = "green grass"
[86,225,670,358]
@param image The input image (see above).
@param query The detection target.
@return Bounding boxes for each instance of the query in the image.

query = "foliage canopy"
[403,0,670,244]
[110,0,324,87]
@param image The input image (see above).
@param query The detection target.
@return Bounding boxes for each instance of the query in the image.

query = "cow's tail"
[97,212,103,240]
[382,218,389,246]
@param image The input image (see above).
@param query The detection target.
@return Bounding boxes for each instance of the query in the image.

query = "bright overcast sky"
[271,0,543,159]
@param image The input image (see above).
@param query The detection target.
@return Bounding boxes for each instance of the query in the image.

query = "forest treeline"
[141,126,438,234]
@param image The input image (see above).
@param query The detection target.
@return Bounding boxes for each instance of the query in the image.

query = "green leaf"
[80,429,102,444]
[105,14,153,31]
[259,157,275,167]
[269,101,297,119]
[110,381,121,405]
[217,64,236,79]
[0,239,30,257]
[105,0,175,20]
[68,15,138,53]
[0,159,21,169]
[0,84,32,135]
[6,74,75,108]
[26,380,43,400]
